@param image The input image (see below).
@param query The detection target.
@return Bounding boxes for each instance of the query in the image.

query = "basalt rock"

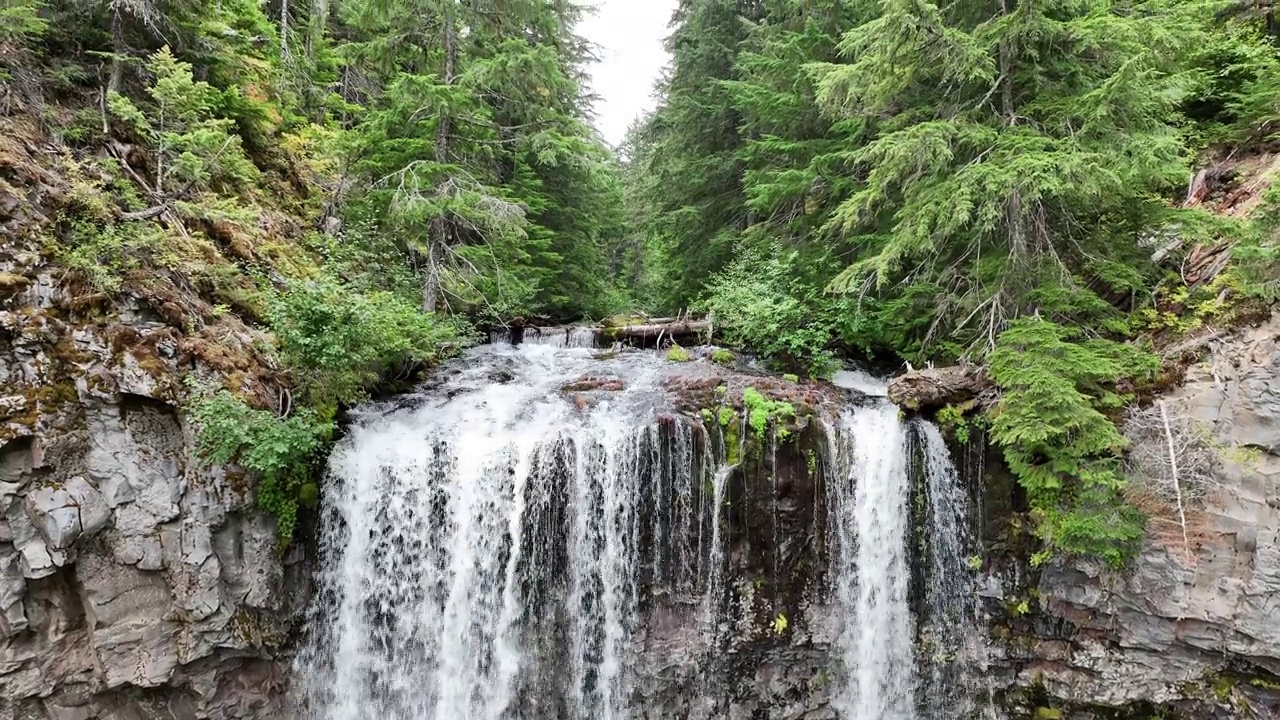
[979,314,1280,719]
[0,199,306,716]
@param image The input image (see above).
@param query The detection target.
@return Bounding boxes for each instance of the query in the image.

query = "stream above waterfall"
[297,342,987,720]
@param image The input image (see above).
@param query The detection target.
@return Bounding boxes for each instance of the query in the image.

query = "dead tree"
[1123,400,1221,563]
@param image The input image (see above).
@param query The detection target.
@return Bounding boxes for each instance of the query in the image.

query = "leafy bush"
[268,277,468,407]
[700,242,837,376]
[187,388,334,540]
[988,318,1159,566]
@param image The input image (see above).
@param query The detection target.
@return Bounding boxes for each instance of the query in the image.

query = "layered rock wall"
[981,317,1280,718]
[1,241,304,716]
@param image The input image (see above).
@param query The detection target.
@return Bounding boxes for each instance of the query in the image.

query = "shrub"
[187,388,334,540]
[268,277,467,407]
[988,318,1159,566]
[700,242,836,376]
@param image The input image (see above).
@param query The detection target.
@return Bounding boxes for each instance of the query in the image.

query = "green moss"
[782,373,799,383]
[665,345,692,362]
[1249,676,1280,691]
[711,348,735,364]
[724,420,741,465]
[742,386,794,438]
[1034,709,1063,720]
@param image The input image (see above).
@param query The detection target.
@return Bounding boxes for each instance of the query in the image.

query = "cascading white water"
[297,344,984,720]
[916,421,991,719]
[828,403,916,720]
[489,325,598,348]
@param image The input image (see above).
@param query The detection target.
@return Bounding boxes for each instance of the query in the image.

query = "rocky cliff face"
[1,146,306,719]
[982,316,1280,719]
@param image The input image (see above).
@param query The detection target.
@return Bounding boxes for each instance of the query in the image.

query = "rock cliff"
[1,135,306,719]
[982,316,1280,719]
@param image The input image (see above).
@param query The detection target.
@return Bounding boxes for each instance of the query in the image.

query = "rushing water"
[298,342,983,719]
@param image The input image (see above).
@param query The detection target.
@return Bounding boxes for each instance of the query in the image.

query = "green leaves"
[988,318,1158,565]
[187,388,334,540]
[108,47,259,195]
[0,0,48,45]
[268,277,467,407]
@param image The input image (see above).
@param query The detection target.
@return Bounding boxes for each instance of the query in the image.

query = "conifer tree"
[809,0,1208,354]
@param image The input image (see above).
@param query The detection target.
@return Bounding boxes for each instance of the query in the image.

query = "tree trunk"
[108,7,125,93]
[422,230,442,312]
[281,0,291,59]
[998,0,1015,124]
[422,0,458,313]
[886,365,990,412]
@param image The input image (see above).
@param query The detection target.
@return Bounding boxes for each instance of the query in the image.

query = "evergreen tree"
[808,0,1209,356]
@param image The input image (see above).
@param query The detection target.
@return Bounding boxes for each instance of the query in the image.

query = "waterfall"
[915,421,991,719]
[488,325,598,347]
[297,344,984,720]
[828,403,915,719]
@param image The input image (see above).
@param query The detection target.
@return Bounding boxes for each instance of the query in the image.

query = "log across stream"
[494,316,714,348]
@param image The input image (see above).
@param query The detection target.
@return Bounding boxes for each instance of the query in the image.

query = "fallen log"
[601,320,712,345]
[887,365,991,412]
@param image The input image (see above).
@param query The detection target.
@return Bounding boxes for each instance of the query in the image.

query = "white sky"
[578,0,679,147]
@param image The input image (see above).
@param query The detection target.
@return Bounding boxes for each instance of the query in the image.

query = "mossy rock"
[0,272,32,297]
[666,345,692,362]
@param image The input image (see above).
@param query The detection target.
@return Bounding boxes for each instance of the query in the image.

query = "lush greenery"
[7,0,1280,561]
[624,0,1280,562]
[988,319,1159,566]
[3,0,625,540]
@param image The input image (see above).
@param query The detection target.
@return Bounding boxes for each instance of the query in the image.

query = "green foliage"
[700,242,837,375]
[1234,181,1280,301]
[711,348,735,365]
[665,345,692,363]
[988,319,1158,565]
[53,218,166,291]
[268,277,468,407]
[0,0,48,45]
[187,387,334,540]
[108,47,259,196]
[742,386,795,439]
[936,404,975,445]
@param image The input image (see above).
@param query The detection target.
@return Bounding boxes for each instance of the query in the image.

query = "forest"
[1,0,1278,560]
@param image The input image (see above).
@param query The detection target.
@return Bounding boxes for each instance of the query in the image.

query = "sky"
[577,0,679,147]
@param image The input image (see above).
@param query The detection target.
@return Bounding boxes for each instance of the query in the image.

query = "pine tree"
[810,0,1210,355]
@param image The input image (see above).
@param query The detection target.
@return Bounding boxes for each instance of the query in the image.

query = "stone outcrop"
[979,315,1280,719]
[1,193,305,716]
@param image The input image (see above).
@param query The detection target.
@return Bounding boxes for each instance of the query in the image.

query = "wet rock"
[560,375,627,393]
